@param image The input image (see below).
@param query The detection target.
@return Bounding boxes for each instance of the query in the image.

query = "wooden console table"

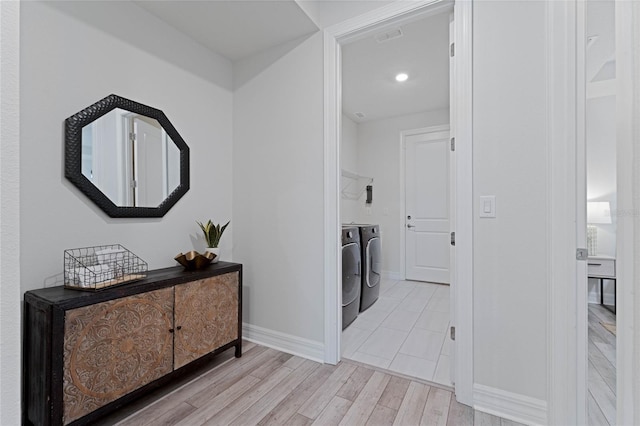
[23,262,242,425]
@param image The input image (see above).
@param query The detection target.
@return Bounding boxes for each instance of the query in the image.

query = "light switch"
[479,196,496,218]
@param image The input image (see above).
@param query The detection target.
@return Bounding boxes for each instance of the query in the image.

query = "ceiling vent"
[375,28,404,43]
[354,112,366,119]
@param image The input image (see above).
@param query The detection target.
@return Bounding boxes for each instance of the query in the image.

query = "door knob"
[407,224,415,228]
[407,215,412,219]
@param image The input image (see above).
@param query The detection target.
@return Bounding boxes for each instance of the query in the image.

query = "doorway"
[401,126,451,284]
[584,0,617,424]
[324,0,474,405]
[338,8,452,386]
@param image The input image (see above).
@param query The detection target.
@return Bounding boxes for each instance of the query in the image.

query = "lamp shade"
[587,201,612,224]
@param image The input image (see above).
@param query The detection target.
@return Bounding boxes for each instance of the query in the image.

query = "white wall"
[0,1,21,423]
[233,32,325,343]
[473,0,548,403]
[340,114,359,223]
[20,1,234,294]
[587,94,617,256]
[355,110,449,277]
[587,94,617,303]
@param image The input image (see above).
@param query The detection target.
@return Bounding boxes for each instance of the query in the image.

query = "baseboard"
[473,384,547,425]
[242,323,324,363]
[382,270,402,280]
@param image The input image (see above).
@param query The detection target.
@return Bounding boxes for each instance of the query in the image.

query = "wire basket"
[64,244,148,291]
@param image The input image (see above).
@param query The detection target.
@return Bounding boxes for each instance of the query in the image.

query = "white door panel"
[411,231,450,283]
[412,140,449,219]
[405,129,450,284]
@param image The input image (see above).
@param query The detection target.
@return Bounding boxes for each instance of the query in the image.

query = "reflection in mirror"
[65,94,189,218]
[80,109,180,208]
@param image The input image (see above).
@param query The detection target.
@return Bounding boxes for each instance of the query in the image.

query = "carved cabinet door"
[62,287,174,425]
[173,273,239,369]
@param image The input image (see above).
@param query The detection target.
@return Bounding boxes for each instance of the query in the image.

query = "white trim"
[327,0,453,45]
[402,125,450,138]
[575,1,589,424]
[474,384,548,426]
[399,125,450,283]
[323,0,474,406]
[243,323,324,364]
[323,29,341,365]
[450,0,474,406]
[0,2,21,424]
[399,128,407,281]
[615,1,637,423]
[546,1,580,424]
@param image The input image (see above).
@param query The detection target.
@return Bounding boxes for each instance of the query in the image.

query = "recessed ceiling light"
[395,73,408,82]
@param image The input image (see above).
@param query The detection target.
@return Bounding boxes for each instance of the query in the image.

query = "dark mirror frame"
[65,94,190,218]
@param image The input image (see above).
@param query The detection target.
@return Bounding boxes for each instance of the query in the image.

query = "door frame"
[399,125,450,281]
[550,0,636,424]
[547,1,586,423]
[614,1,637,423]
[322,0,475,405]
[575,1,637,424]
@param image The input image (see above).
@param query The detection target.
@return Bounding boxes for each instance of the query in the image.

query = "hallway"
[101,341,523,426]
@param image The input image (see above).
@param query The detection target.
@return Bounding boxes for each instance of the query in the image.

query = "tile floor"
[341,278,453,387]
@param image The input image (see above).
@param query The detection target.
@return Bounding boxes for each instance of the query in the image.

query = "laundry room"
[339,9,455,387]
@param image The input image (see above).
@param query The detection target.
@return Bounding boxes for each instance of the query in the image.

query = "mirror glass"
[65,94,190,218]
[80,108,181,208]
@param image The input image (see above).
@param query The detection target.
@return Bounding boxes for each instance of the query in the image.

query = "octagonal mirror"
[65,94,189,217]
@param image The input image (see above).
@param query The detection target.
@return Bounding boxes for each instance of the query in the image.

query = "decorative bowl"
[174,251,216,270]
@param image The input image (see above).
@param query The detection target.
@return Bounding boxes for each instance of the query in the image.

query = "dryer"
[355,224,381,312]
[341,226,361,329]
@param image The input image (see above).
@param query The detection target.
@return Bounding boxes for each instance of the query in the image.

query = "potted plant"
[196,219,229,263]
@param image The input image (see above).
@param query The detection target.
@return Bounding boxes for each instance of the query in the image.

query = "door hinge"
[129,132,136,142]
[450,231,455,246]
[576,248,588,260]
[450,42,455,57]
[451,137,455,151]
[131,179,138,188]
[450,326,456,341]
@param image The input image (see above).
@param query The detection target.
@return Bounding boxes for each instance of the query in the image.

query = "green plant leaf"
[196,219,229,248]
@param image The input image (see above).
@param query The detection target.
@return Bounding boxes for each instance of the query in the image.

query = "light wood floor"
[588,304,616,426]
[98,341,523,426]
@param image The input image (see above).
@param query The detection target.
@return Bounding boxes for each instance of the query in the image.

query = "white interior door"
[133,118,164,207]
[404,127,450,283]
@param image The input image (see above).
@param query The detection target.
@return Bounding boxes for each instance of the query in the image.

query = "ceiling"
[132,0,450,122]
[586,0,616,83]
[134,0,319,62]
[342,11,451,123]
[133,0,394,63]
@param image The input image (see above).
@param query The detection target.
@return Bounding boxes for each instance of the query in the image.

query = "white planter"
[205,247,220,263]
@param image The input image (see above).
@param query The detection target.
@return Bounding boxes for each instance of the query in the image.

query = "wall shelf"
[341,169,372,200]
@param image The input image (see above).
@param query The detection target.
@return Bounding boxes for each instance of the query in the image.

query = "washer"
[354,224,381,312]
[341,226,361,329]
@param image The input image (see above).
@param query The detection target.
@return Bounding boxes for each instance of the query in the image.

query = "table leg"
[602,278,616,315]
